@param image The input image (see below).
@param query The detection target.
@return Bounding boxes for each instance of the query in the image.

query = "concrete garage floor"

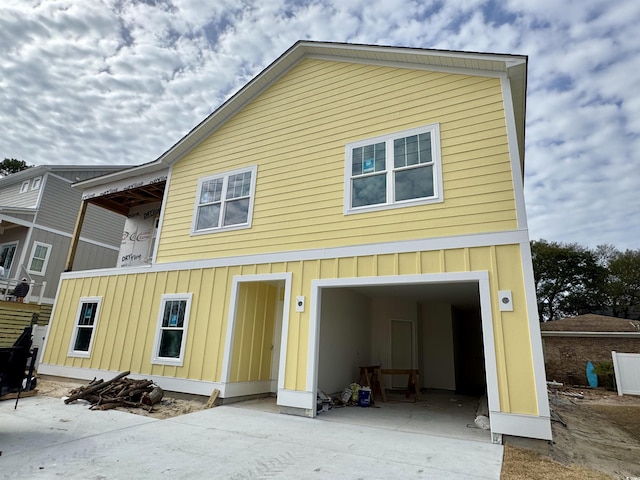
[232,390,491,444]
[1,392,502,479]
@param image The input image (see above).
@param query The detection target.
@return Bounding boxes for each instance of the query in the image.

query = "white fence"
[612,351,640,396]
[32,324,48,370]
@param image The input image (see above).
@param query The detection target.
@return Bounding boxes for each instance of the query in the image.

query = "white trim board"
[541,331,640,338]
[38,364,221,397]
[38,364,276,399]
[501,75,528,230]
[490,411,552,440]
[520,242,551,418]
[60,229,531,281]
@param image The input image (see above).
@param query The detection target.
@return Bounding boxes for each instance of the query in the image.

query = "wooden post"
[65,200,88,272]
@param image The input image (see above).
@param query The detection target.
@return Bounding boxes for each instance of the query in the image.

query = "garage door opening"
[311,273,496,442]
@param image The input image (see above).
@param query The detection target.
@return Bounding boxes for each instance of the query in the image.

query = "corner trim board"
[490,411,552,440]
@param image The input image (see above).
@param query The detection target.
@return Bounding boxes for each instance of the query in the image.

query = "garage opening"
[313,276,493,442]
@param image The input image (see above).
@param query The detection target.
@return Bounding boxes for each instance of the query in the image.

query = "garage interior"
[314,281,491,442]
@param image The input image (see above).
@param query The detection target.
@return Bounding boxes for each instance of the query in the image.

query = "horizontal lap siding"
[157,59,517,263]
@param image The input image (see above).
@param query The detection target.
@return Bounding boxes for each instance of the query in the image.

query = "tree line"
[531,240,640,322]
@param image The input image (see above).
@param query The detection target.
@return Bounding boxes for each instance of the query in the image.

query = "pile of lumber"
[64,371,163,412]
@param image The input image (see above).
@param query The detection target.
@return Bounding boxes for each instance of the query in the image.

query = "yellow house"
[39,41,551,442]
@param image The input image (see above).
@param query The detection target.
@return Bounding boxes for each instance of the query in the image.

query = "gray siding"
[80,203,126,247]
[27,228,70,299]
[74,241,119,273]
[0,180,40,208]
[3,212,36,223]
[34,175,79,233]
[26,228,119,299]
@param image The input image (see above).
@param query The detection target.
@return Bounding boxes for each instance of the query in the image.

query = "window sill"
[67,351,91,359]
[344,195,444,215]
[151,357,184,367]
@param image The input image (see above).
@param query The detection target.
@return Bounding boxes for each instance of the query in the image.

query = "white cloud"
[0,0,638,249]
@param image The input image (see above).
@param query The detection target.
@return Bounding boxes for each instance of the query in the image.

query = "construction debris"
[63,371,164,412]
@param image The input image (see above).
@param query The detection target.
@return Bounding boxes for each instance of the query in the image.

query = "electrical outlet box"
[296,296,305,312]
[498,290,513,311]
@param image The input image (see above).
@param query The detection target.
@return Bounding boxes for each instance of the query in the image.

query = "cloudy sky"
[1,0,638,250]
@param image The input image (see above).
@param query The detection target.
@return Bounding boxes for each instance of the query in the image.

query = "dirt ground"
[502,388,640,480]
[35,379,640,479]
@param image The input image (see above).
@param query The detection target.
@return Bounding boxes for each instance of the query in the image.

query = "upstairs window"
[192,165,257,234]
[344,124,443,214]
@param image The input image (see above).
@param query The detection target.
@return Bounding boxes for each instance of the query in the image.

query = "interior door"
[391,319,414,388]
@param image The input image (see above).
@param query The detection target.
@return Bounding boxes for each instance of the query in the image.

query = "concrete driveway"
[1,395,503,479]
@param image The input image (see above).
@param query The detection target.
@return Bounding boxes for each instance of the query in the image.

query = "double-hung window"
[344,124,443,214]
[27,241,52,275]
[68,297,102,358]
[192,165,257,234]
[151,294,192,366]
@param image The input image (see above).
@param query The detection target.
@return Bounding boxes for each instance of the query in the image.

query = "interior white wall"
[317,288,371,394]
[370,296,418,369]
[421,303,456,390]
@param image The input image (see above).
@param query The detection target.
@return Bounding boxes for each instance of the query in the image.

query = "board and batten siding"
[43,243,539,416]
[156,59,517,264]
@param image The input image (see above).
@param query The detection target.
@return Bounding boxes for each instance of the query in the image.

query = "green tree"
[0,158,31,176]
[531,240,607,322]
[606,249,640,318]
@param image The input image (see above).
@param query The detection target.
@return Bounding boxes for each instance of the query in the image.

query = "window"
[27,241,52,275]
[151,293,192,366]
[20,180,30,193]
[31,176,42,190]
[344,124,443,214]
[0,241,18,279]
[192,165,257,234]
[68,297,102,358]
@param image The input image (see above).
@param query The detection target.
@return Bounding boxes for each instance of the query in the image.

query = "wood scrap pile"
[64,371,164,412]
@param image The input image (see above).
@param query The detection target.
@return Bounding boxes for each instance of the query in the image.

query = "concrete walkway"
[1,395,503,479]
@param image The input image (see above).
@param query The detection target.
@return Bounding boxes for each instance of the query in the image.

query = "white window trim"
[68,296,102,358]
[343,123,444,215]
[151,293,193,366]
[191,165,258,235]
[31,176,42,190]
[20,180,30,193]
[0,240,19,279]
[26,241,52,275]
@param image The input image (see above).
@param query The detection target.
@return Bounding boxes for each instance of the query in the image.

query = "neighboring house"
[0,166,127,304]
[540,314,640,385]
[39,41,550,442]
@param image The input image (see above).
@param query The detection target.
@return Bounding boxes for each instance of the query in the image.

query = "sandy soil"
[36,378,208,419]
[503,388,640,480]
[36,379,640,479]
